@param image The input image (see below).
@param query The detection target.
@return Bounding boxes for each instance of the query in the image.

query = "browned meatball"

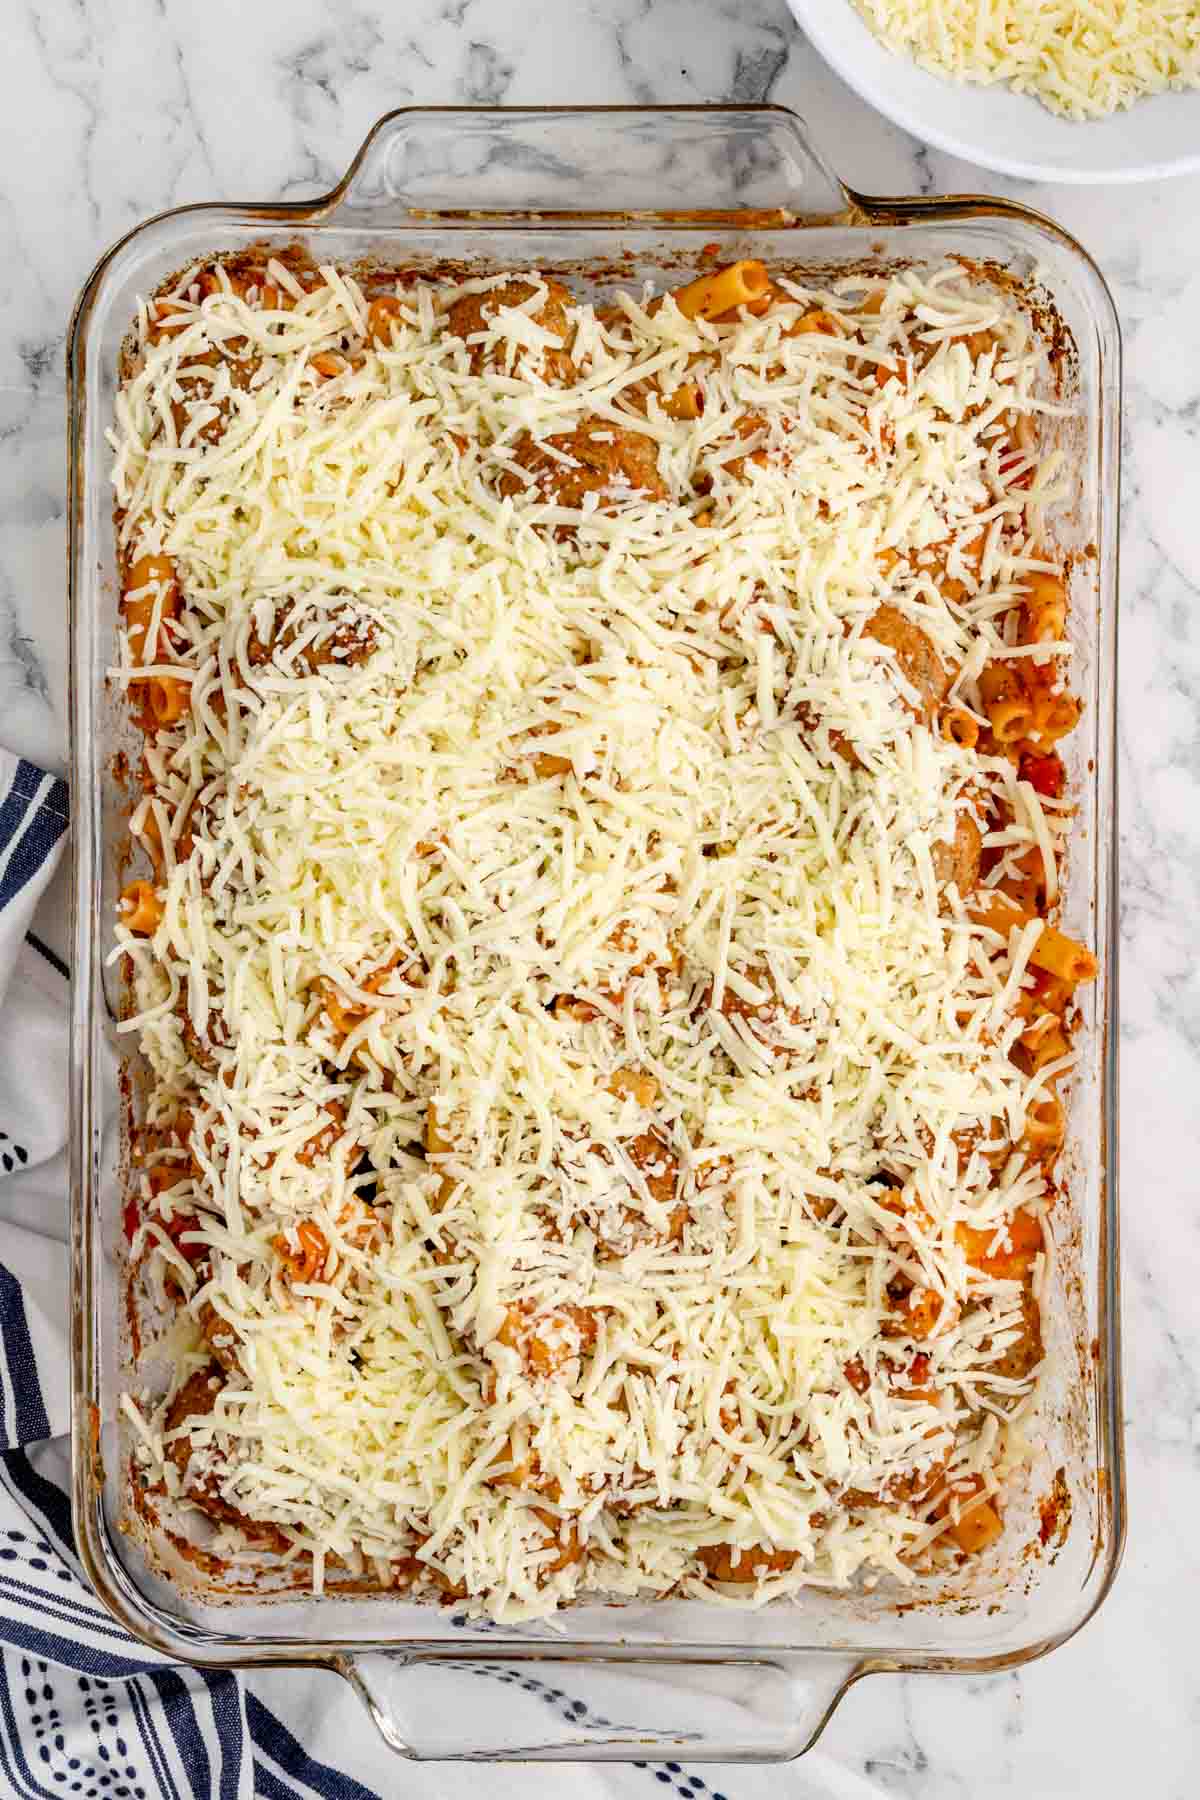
[626,1129,680,1211]
[163,1364,222,1480]
[497,1301,600,1380]
[696,1542,798,1584]
[843,1452,948,1511]
[170,348,260,447]
[863,605,950,721]
[498,418,667,516]
[986,1283,1044,1385]
[297,614,380,671]
[932,811,982,897]
[162,1361,287,1543]
[196,1302,241,1374]
[446,278,575,382]
[248,607,380,673]
[176,991,232,1073]
[620,1131,687,1251]
[556,1130,687,1259]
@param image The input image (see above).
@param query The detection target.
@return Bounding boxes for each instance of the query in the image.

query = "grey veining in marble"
[0,0,1196,1792]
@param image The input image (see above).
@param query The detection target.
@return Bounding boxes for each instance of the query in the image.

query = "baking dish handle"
[322,105,850,225]
[338,1649,866,1761]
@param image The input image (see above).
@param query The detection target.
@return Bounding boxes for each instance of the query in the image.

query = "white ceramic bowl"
[787,0,1200,184]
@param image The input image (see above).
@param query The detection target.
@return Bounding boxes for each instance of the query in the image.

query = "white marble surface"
[0,0,1195,1791]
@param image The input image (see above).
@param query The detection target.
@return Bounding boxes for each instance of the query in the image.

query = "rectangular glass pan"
[67,106,1122,1762]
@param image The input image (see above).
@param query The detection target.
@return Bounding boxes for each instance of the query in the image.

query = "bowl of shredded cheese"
[788,0,1200,182]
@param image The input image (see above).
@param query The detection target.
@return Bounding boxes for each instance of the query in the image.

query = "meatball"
[446,278,575,382]
[863,605,950,720]
[498,417,667,517]
[696,1543,798,1584]
[196,1302,240,1374]
[163,1364,222,1480]
[170,347,259,447]
[626,1129,679,1210]
[615,1132,687,1252]
[248,606,380,673]
[931,811,982,897]
[161,1361,288,1544]
[496,1301,600,1381]
[297,613,380,671]
[986,1283,1044,1385]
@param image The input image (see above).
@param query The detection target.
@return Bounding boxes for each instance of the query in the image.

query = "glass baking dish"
[66,105,1123,1763]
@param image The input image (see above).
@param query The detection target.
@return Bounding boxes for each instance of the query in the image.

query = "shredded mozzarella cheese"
[852,0,1200,120]
[112,258,1072,1620]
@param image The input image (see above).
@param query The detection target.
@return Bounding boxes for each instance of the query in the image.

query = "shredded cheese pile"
[111,257,1072,1620]
[851,0,1200,120]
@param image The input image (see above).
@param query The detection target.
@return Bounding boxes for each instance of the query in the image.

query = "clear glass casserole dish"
[67,105,1123,1763]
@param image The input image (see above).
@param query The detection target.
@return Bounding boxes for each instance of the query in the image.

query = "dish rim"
[65,103,1125,1760]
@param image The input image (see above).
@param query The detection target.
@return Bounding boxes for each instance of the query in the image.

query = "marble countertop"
[2,0,1195,1792]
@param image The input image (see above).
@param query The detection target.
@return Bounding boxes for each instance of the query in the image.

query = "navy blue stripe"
[202,1670,246,1800]
[146,1668,215,1800]
[246,1693,379,1800]
[0,771,68,913]
[0,777,33,862]
[254,1762,303,1800]
[0,1332,48,1451]
[0,1454,226,1800]
[129,1674,182,1800]
[1,1452,79,1566]
[7,762,67,823]
[0,815,66,911]
[0,1568,135,1637]
[0,1654,69,1800]
[0,1270,50,1448]
[0,1687,37,1800]
[0,1610,154,1678]
[24,931,69,980]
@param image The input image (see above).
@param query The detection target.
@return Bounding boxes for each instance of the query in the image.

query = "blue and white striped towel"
[0,749,887,1800]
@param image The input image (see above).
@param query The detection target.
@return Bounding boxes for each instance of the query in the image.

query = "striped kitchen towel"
[0,749,886,1800]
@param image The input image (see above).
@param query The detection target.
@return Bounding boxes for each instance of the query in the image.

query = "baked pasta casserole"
[111,253,1096,1619]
